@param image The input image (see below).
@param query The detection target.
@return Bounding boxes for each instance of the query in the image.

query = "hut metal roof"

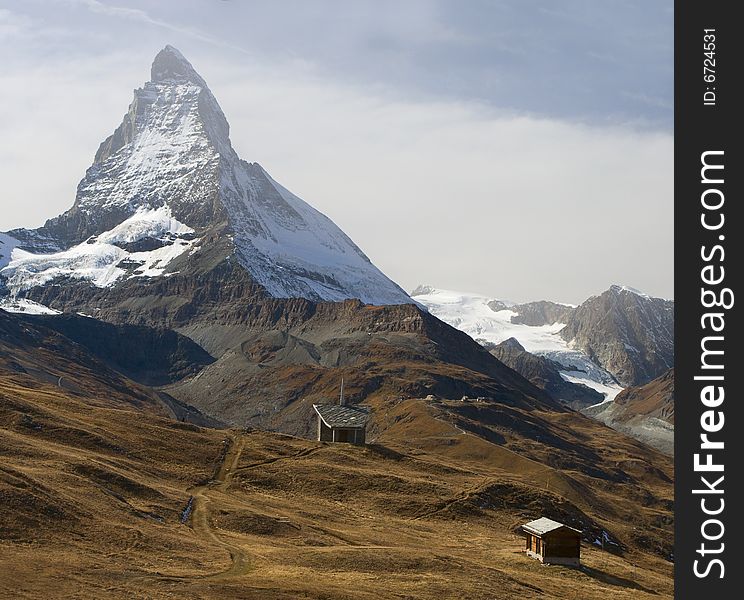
[313,404,369,428]
[522,517,581,536]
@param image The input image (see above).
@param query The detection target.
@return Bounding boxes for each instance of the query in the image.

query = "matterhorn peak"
[150,45,206,86]
[1,45,412,307]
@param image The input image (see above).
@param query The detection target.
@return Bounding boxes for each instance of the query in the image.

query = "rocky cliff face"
[0,309,215,425]
[559,285,673,387]
[25,313,215,386]
[613,368,674,424]
[2,46,411,306]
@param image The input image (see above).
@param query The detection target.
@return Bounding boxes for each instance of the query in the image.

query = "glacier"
[411,285,623,403]
[1,206,197,293]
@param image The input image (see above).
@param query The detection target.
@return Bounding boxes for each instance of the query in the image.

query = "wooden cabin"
[312,404,369,444]
[312,378,369,445]
[522,517,581,566]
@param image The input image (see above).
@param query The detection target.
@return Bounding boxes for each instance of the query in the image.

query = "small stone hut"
[522,517,581,566]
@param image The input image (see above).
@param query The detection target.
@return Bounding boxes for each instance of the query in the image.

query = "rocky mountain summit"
[2,46,411,306]
[559,285,673,387]
[508,301,575,327]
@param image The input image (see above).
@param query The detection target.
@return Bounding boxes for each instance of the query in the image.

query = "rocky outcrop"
[559,285,673,386]
[583,369,674,455]
[509,300,574,326]
[25,313,215,386]
[489,338,603,409]
[0,308,214,426]
[611,368,674,424]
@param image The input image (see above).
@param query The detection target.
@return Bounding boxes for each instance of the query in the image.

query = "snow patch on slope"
[0,297,61,315]
[0,233,21,270]
[227,167,412,305]
[98,205,194,244]
[1,207,196,293]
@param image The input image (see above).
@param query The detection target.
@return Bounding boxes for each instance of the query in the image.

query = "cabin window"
[536,538,541,554]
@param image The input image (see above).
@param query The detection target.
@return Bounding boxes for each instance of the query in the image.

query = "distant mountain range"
[412,285,673,386]
[411,284,674,449]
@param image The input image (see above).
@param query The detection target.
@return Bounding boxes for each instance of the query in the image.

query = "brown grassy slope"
[373,398,674,556]
[0,373,230,598]
[0,308,165,412]
[1,404,673,600]
[0,310,673,598]
[0,375,673,600]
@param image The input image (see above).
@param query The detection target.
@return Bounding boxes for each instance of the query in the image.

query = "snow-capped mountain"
[2,46,411,306]
[411,284,674,404]
[410,285,623,403]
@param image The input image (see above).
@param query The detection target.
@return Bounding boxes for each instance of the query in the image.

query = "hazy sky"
[0,0,673,304]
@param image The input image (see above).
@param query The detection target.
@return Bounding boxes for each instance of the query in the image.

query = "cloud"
[0,8,31,40]
[61,0,251,54]
[214,67,672,303]
[0,6,82,42]
[4,0,673,128]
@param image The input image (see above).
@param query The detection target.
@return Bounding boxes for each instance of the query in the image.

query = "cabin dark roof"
[313,404,369,428]
[522,517,581,536]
